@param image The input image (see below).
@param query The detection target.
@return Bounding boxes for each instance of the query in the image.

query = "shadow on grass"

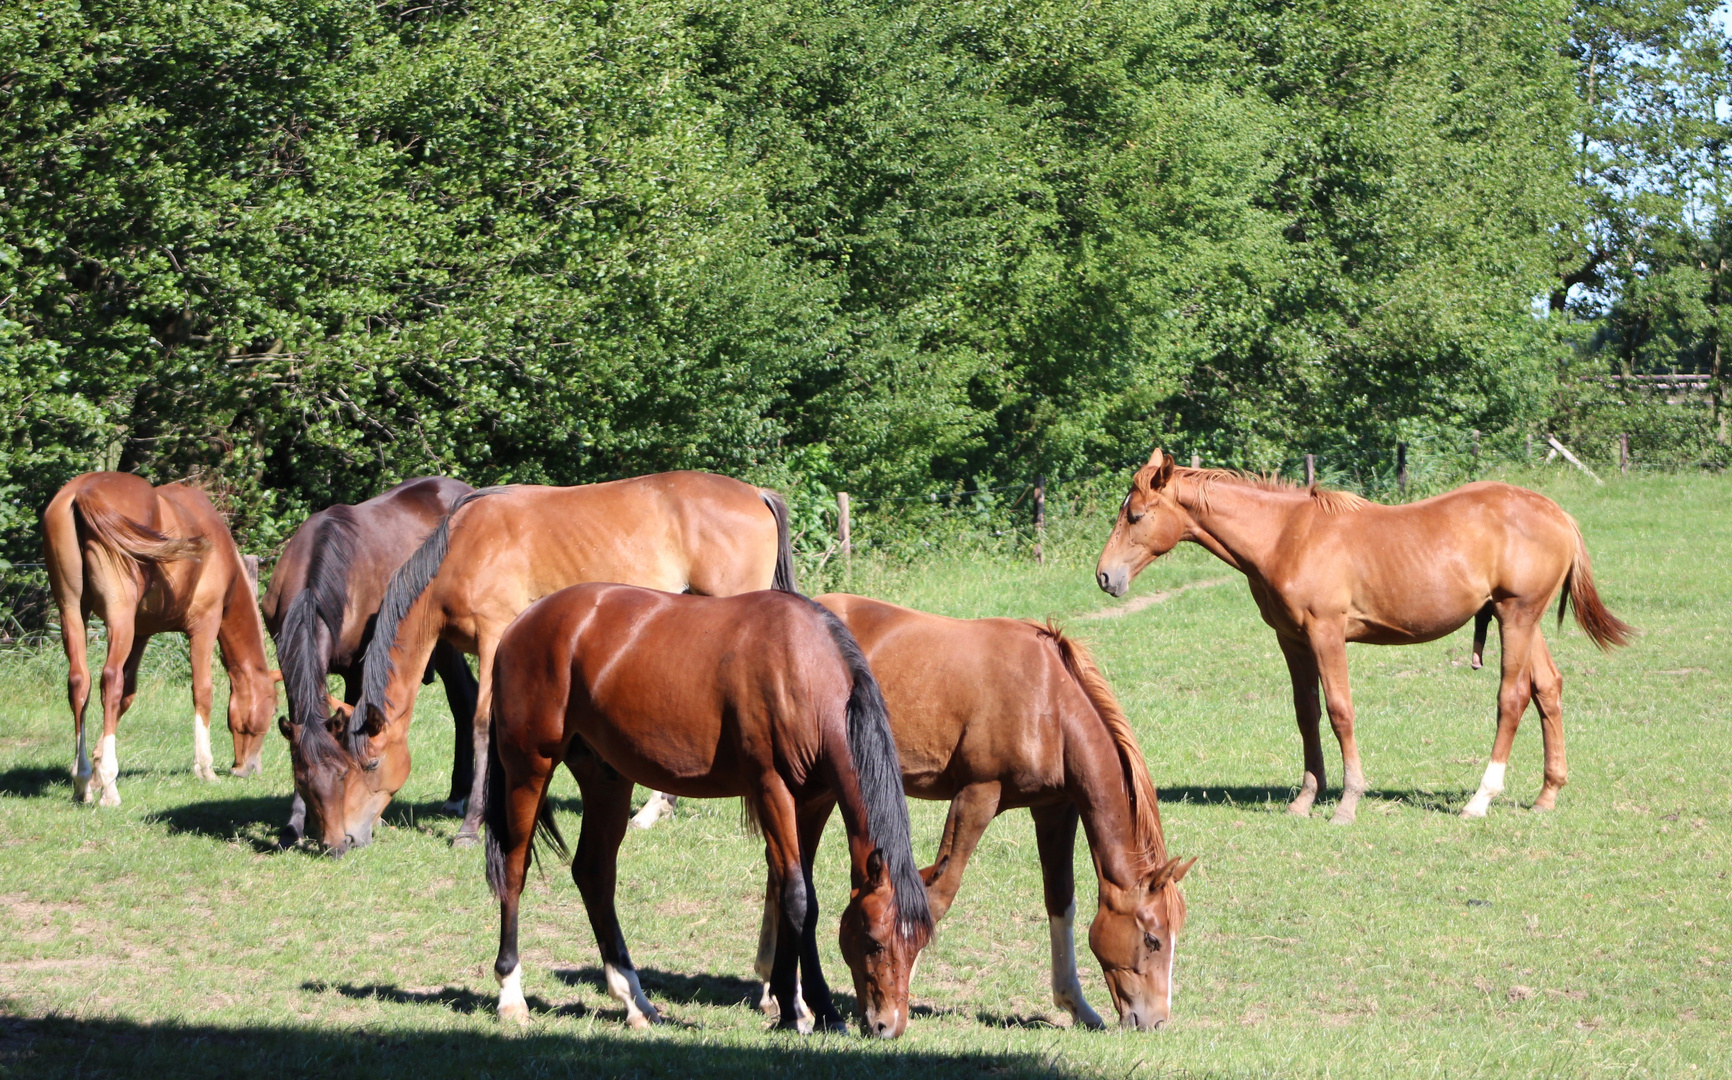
[556,965,786,1012]
[0,1009,1071,1080]
[302,980,588,1019]
[1156,784,1471,814]
[0,765,66,798]
[143,795,289,852]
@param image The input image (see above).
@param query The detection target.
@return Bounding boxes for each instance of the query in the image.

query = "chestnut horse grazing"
[1096,449,1634,824]
[261,477,481,849]
[321,472,794,852]
[44,472,278,806]
[754,596,1194,1031]
[484,585,932,1037]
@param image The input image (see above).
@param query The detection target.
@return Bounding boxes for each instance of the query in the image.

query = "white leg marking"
[497,963,529,1026]
[1048,901,1104,1029]
[755,891,778,1013]
[95,734,120,807]
[604,962,660,1028]
[629,792,675,830]
[193,711,216,780]
[1462,760,1506,819]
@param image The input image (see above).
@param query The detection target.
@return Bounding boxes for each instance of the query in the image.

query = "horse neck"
[1176,477,1303,580]
[1062,702,1165,893]
[216,563,273,685]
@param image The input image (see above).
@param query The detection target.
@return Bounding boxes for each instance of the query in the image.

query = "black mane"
[280,507,359,768]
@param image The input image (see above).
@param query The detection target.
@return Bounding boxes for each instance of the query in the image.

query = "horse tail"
[810,601,931,945]
[1559,520,1636,651]
[1042,621,1166,874]
[72,496,210,564]
[352,487,503,744]
[760,490,800,594]
[278,510,358,768]
[483,708,564,902]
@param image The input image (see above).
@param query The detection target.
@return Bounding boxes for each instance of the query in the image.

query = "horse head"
[279,698,400,854]
[1096,447,1189,597]
[837,847,933,1038]
[1088,855,1194,1030]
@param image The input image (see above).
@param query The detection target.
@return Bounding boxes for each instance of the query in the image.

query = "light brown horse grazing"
[753,595,1194,1031]
[260,476,481,849]
[484,585,933,1037]
[1096,448,1634,824]
[43,472,279,806]
[318,472,794,851]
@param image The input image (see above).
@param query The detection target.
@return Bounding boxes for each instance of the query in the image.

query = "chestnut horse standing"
[316,472,794,851]
[752,596,1194,1031]
[1096,449,1634,824]
[43,472,278,806]
[484,585,932,1037]
[261,476,481,849]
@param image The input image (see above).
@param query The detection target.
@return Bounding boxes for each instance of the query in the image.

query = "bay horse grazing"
[260,477,481,849]
[43,472,279,806]
[318,472,795,852]
[1096,448,1635,824]
[754,596,1194,1030]
[484,585,933,1037]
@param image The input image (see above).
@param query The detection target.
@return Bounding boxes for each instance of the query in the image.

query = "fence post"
[1190,453,1201,469]
[1303,454,1315,487]
[1526,433,1533,461]
[1397,442,1408,496]
[1033,474,1046,565]
[836,492,851,560]
[1619,432,1630,475]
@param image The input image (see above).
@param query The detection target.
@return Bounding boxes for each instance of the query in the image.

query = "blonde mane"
[1035,621,1167,876]
[1170,466,1368,517]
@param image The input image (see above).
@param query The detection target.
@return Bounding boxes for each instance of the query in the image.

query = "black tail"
[761,490,799,594]
[351,487,503,747]
[483,710,566,901]
[809,602,931,943]
[278,510,359,767]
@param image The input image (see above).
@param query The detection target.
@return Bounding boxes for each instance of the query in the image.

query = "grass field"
[1,469,1728,1079]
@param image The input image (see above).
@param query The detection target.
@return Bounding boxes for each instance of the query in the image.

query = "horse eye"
[1144,933,1162,951]
[362,758,380,772]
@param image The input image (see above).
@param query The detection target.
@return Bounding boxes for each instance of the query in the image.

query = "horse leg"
[753,779,813,1032]
[628,789,677,830]
[1279,636,1327,817]
[794,795,845,1031]
[454,636,498,847]
[568,766,660,1028]
[1463,614,1538,818]
[492,745,558,1026]
[1030,801,1105,1030]
[188,619,220,782]
[1471,603,1494,670]
[754,871,782,1014]
[1529,634,1567,811]
[1309,627,1365,825]
[92,608,138,807]
[61,602,94,802]
[431,641,478,814]
[923,782,1000,924]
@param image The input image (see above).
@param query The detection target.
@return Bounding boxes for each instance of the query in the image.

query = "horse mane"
[279,508,359,768]
[810,600,934,947]
[351,487,507,749]
[1167,467,1367,517]
[1037,621,1167,876]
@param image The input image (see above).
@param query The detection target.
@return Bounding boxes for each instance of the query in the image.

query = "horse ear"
[1147,446,1165,467]
[864,848,888,890]
[1169,856,1197,884]
[328,696,355,721]
[1149,855,1196,890]
[278,715,294,740]
[358,702,388,738]
[269,669,284,683]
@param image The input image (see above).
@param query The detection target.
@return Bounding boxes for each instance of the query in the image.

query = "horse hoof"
[1328,806,1357,825]
[98,788,121,808]
[1460,804,1488,820]
[450,832,479,849]
[1286,800,1313,817]
[439,800,467,817]
[627,1011,656,1030]
[499,1002,530,1027]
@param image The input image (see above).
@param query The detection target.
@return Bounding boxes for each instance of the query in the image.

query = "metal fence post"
[836,491,851,559]
[1033,474,1046,565]
[1304,454,1315,487]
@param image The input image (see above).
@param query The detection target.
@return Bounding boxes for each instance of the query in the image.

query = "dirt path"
[1073,576,1233,621]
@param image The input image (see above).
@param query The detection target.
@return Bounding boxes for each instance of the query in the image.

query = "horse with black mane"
[321,471,795,852]
[484,584,933,1037]
[261,476,481,849]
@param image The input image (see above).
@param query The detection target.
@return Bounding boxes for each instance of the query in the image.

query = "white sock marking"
[1048,901,1104,1027]
[1464,760,1506,817]
[193,712,214,778]
[95,734,120,806]
[604,962,659,1026]
[497,964,528,1024]
[629,792,675,830]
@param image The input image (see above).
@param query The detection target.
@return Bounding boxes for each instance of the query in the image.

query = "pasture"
[1,469,1727,1079]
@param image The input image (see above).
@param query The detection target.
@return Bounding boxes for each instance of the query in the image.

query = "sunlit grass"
[1,470,1727,1078]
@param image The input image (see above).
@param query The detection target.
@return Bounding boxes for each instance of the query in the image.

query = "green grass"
[1,469,1728,1078]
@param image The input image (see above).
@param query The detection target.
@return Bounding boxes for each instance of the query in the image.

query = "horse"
[483,584,933,1037]
[314,471,795,852]
[43,472,279,806]
[1095,448,1635,824]
[260,476,483,849]
[751,595,1194,1031]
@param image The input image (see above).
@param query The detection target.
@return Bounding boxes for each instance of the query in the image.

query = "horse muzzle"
[1096,568,1129,597]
